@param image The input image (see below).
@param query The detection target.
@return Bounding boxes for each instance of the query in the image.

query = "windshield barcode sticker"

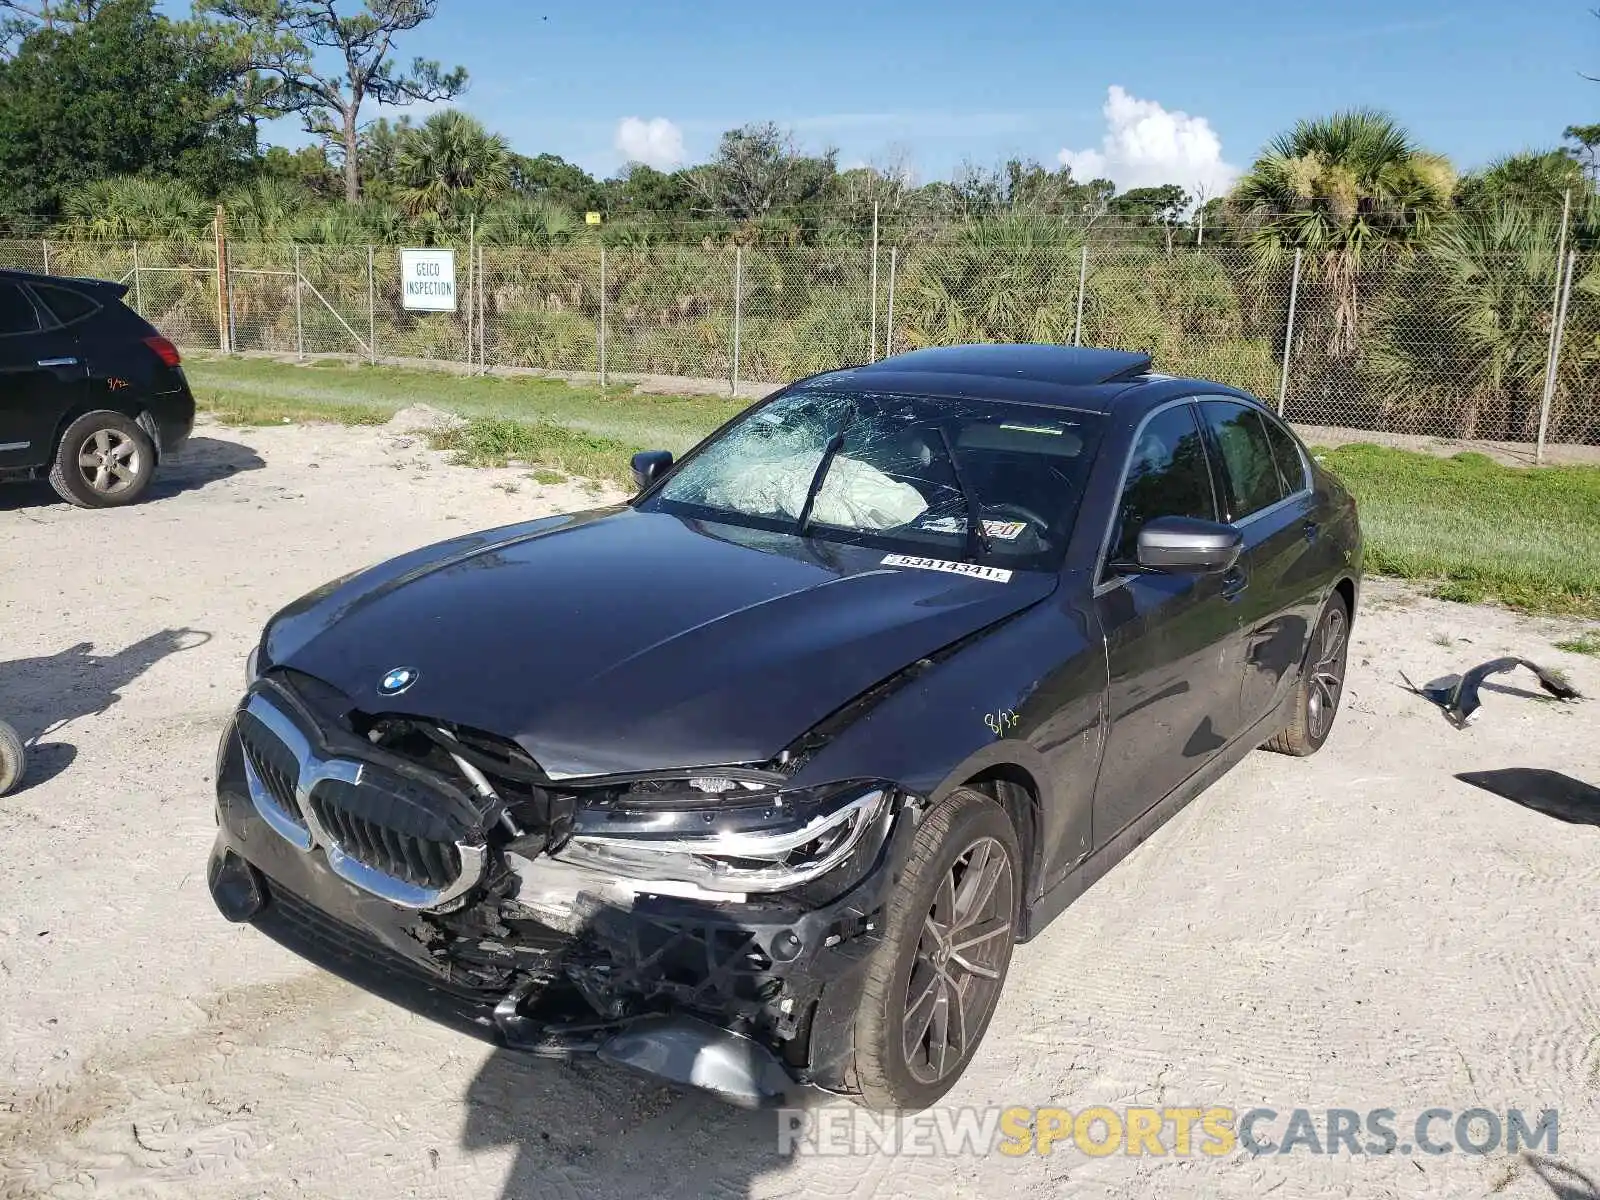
[881,554,1013,583]
[915,517,1028,541]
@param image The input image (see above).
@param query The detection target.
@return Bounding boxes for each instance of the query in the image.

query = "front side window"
[1199,400,1287,521]
[1107,403,1216,568]
[641,387,1104,572]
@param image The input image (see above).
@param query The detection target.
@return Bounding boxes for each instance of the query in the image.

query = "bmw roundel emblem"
[378,666,418,696]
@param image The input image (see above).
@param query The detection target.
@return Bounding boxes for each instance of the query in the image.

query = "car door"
[1195,398,1321,731]
[0,279,85,472]
[1091,399,1245,844]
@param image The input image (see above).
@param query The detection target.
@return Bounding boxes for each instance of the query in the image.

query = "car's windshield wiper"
[794,415,852,538]
[934,424,991,561]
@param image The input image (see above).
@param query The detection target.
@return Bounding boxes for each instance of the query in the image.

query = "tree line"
[4,0,1599,446]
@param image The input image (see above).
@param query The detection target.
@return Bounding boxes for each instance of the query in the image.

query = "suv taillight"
[143,335,181,368]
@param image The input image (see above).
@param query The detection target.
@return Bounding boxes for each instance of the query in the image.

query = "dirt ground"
[1,413,1598,1200]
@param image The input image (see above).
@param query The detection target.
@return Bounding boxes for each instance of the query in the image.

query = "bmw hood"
[261,507,1057,778]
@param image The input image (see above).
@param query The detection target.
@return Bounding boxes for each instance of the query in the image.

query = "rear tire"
[0,720,24,796]
[49,411,155,508]
[845,787,1021,1110]
[1263,593,1350,756]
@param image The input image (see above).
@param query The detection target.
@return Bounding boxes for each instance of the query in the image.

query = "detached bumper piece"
[210,675,894,1103]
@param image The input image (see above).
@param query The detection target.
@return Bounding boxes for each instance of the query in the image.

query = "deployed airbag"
[701,450,928,531]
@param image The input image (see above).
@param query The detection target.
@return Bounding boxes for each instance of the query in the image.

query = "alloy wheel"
[77,428,143,496]
[1306,607,1348,740]
[901,835,1015,1085]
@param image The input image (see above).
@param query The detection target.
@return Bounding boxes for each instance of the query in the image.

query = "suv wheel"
[1263,592,1350,756]
[846,786,1020,1110]
[49,411,156,508]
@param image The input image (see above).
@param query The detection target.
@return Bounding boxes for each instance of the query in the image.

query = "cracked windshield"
[644,388,1103,571]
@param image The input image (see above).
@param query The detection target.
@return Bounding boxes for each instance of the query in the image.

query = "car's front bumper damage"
[209,675,911,1105]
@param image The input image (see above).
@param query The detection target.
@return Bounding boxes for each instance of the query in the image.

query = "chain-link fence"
[2,237,1596,454]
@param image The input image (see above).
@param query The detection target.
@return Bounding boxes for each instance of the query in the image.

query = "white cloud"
[1058,86,1238,201]
[614,117,685,170]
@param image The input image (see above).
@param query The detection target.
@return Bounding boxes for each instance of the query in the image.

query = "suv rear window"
[32,282,100,326]
[0,281,41,335]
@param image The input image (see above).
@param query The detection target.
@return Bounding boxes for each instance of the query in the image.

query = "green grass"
[425,417,639,487]
[1555,629,1600,656]
[1317,444,1600,618]
[202,394,391,427]
[184,355,744,454]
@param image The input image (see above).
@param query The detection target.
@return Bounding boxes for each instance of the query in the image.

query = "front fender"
[784,589,1106,908]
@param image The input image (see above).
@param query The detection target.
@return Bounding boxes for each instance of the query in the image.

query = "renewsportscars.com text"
[778,1106,1560,1158]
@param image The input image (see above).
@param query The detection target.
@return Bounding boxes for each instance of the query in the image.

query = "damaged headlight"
[558,783,893,895]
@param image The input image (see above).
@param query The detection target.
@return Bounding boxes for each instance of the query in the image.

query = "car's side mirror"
[631,450,674,491]
[1135,516,1243,574]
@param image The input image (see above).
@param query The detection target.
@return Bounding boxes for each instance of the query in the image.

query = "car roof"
[795,343,1257,416]
[0,267,127,296]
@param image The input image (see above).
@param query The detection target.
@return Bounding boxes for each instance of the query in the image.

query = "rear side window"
[1107,403,1216,566]
[1258,410,1310,495]
[32,283,100,327]
[1199,400,1286,521]
[0,282,41,335]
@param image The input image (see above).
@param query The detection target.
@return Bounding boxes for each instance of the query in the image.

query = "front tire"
[845,787,1020,1110]
[49,411,156,508]
[1263,593,1350,756]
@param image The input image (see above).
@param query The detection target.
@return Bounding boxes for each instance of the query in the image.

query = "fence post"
[214,205,230,353]
[868,201,879,362]
[731,245,742,394]
[40,239,49,275]
[466,216,475,371]
[131,241,143,315]
[1277,248,1303,417]
[1535,196,1573,462]
[1537,250,1577,464]
[1072,245,1088,346]
[366,245,377,364]
[598,244,608,387]
[293,243,304,360]
[884,247,898,358]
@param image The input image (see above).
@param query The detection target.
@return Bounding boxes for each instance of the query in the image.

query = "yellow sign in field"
[585,211,602,226]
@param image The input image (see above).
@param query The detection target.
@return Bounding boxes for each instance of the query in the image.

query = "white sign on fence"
[399,248,457,312]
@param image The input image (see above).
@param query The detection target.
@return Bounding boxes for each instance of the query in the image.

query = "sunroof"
[862,344,1153,387]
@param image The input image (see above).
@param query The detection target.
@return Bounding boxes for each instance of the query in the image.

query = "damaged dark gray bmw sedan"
[208,344,1362,1110]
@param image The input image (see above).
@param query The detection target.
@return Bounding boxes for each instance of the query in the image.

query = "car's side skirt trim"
[1018,688,1297,942]
[0,441,30,452]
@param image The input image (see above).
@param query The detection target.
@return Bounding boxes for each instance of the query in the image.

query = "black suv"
[0,268,195,507]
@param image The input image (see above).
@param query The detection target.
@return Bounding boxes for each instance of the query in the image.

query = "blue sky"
[256,0,1592,191]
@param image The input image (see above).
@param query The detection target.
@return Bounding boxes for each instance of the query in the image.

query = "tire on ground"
[0,720,25,796]
[1263,591,1351,757]
[845,786,1021,1110]
[49,410,156,508]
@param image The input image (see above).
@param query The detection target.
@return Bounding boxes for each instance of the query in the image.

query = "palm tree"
[394,110,513,219]
[1368,203,1564,439]
[1231,110,1454,355]
[222,177,316,242]
[58,177,210,240]
[898,211,1086,348]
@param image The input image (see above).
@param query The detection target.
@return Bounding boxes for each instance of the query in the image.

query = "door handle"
[1220,567,1247,601]
[37,356,79,367]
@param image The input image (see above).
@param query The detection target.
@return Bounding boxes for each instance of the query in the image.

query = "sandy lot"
[1,414,1597,1200]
